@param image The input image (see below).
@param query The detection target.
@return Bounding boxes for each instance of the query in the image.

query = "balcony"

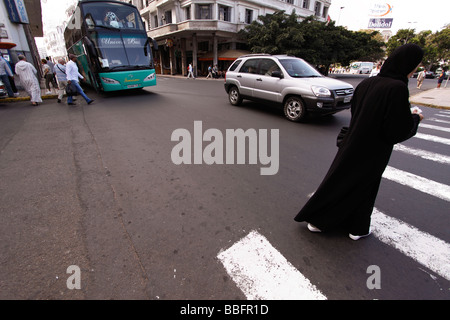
[148,20,241,39]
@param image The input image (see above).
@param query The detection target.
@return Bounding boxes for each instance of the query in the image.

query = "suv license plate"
[344,96,351,103]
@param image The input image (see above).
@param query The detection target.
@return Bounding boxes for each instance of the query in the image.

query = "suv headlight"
[311,86,331,97]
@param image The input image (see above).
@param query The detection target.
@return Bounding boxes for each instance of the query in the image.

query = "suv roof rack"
[238,53,272,58]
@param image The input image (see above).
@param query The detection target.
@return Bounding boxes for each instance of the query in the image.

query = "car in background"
[0,79,7,98]
[224,54,354,122]
[425,71,435,79]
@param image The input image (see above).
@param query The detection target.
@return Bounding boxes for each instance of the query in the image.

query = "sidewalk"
[409,87,450,110]
[1,76,58,103]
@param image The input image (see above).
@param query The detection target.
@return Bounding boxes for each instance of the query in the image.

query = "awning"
[0,42,17,49]
[199,49,251,61]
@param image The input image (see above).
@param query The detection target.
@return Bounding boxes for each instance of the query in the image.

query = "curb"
[1,94,58,103]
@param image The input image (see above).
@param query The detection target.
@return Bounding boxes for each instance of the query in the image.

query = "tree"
[386,27,449,70]
[239,11,384,73]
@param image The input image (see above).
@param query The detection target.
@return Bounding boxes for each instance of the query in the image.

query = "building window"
[245,9,253,24]
[196,4,212,19]
[285,0,294,4]
[219,5,231,22]
[163,10,172,24]
[302,0,310,9]
[314,2,322,16]
[322,6,329,18]
[185,6,191,20]
[153,14,158,28]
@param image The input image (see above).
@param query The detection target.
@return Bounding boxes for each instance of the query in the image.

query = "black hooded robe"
[294,44,424,235]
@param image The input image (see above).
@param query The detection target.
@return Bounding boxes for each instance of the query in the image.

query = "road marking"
[436,114,450,118]
[420,123,450,133]
[414,133,450,145]
[372,208,450,281]
[393,144,450,165]
[427,118,450,125]
[217,230,327,300]
[382,166,450,202]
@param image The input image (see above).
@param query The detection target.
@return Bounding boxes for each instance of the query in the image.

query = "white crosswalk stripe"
[382,166,450,202]
[414,133,450,145]
[420,123,450,133]
[393,144,450,164]
[218,230,327,300]
[371,208,450,281]
[427,118,450,125]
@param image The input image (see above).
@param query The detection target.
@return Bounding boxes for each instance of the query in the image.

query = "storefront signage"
[3,0,29,24]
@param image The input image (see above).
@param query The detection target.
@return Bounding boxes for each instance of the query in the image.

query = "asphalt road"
[0,74,448,302]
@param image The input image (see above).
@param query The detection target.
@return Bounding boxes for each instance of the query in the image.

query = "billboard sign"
[368,18,394,29]
[369,3,393,17]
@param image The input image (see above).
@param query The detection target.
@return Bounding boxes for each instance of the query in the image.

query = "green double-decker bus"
[64,0,158,92]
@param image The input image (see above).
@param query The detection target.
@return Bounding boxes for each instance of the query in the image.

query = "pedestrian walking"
[46,56,58,88]
[0,55,15,98]
[54,58,68,103]
[41,59,56,94]
[187,63,195,79]
[416,68,426,89]
[206,65,212,79]
[14,55,42,106]
[436,68,446,88]
[294,44,424,240]
[66,54,93,105]
[369,63,381,77]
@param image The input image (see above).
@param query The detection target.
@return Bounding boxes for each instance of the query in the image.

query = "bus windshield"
[90,32,151,70]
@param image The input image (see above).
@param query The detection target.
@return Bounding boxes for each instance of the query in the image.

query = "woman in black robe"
[294,44,424,240]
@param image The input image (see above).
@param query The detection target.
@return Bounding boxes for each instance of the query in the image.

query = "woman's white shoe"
[307,223,322,233]
[349,232,371,240]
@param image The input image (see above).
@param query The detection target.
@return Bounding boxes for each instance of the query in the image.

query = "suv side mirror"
[272,71,283,79]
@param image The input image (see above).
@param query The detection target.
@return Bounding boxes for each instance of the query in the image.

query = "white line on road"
[372,208,450,281]
[427,118,450,125]
[420,123,450,133]
[382,166,450,202]
[414,133,450,145]
[217,230,327,300]
[393,144,450,165]
[436,114,450,118]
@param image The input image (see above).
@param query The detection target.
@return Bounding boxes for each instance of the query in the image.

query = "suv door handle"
[256,78,262,81]
[237,75,242,78]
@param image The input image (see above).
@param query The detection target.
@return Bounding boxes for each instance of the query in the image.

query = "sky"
[328,0,449,34]
[39,0,449,35]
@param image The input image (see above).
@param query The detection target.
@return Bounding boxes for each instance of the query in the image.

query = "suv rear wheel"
[228,86,243,106]
[284,96,306,122]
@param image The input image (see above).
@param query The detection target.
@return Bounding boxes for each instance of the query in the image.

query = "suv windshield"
[279,58,322,78]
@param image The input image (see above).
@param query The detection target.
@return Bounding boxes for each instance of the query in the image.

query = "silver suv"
[224,54,354,122]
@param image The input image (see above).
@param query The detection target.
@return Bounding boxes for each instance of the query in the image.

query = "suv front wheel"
[284,96,306,122]
[228,86,243,106]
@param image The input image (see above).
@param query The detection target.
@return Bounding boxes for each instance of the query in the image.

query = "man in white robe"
[14,55,42,106]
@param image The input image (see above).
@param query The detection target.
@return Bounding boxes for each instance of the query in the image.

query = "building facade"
[131,0,331,76]
[0,0,43,74]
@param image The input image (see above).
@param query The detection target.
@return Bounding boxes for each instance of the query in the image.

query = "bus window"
[83,3,144,30]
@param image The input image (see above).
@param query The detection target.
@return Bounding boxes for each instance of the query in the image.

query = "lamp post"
[337,7,344,26]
